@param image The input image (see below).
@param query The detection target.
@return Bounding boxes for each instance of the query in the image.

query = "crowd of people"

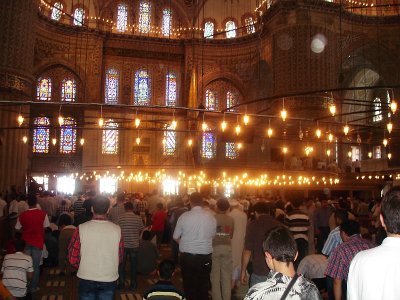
[0,186,399,300]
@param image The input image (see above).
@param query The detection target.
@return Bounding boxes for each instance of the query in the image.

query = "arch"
[200,71,246,98]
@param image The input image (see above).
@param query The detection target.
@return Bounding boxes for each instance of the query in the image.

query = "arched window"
[162,8,172,37]
[166,73,177,106]
[225,142,238,159]
[105,68,119,104]
[117,3,128,32]
[139,1,151,33]
[373,97,383,122]
[73,8,85,26]
[163,124,176,156]
[102,120,119,154]
[61,79,76,102]
[226,91,237,111]
[202,131,216,159]
[51,2,63,21]
[245,17,255,34]
[225,20,236,38]
[204,21,214,39]
[60,118,77,154]
[205,90,217,111]
[33,117,50,153]
[134,70,151,106]
[37,77,52,101]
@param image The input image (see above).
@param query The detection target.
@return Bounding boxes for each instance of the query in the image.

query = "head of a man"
[381,186,400,235]
[92,195,110,216]
[158,259,176,281]
[217,198,230,213]
[253,201,271,217]
[189,192,203,207]
[124,201,134,212]
[340,220,360,242]
[334,209,349,226]
[27,193,37,208]
[263,226,297,269]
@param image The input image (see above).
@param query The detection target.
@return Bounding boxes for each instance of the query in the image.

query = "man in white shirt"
[347,186,400,300]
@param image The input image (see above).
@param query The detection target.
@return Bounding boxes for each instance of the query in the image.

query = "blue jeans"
[118,248,138,289]
[25,245,42,290]
[79,279,117,300]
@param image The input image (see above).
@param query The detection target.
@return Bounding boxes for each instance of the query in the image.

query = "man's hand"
[240,270,248,285]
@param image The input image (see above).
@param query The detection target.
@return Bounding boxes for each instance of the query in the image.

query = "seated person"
[137,231,159,275]
[245,226,321,300]
[143,259,185,300]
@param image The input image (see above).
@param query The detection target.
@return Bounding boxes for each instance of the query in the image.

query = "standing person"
[15,194,49,293]
[109,192,126,225]
[151,203,167,249]
[227,199,247,288]
[173,192,216,300]
[324,220,373,300]
[68,195,124,299]
[211,198,234,300]
[118,202,144,290]
[241,201,282,287]
[244,226,321,300]
[314,198,333,253]
[168,198,188,264]
[347,186,400,300]
[58,214,76,275]
[148,189,162,215]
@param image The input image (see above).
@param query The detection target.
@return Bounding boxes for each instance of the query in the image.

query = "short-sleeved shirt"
[1,252,33,297]
[152,210,167,231]
[16,208,49,249]
[325,234,373,281]
[118,211,144,248]
[322,226,342,256]
[213,213,234,246]
[244,214,282,276]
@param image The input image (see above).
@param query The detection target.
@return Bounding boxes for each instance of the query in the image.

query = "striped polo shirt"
[118,211,144,248]
[285,209,310,241]
[1,252,33,297]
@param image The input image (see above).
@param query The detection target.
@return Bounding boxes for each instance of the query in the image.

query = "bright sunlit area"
[99,176,118,194]
[57,176,76,195]
[163,178,179,195]
[33,175,49,191]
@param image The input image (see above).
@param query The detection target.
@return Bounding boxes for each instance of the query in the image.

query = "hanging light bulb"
[368,151,372,158]
[22,136,28,144]
[17,114,24,126]
[80,138,85,146]
[162,138,166,145]
[343,124,350,135]
[387,122,393,134]
[243,114,250,125]
[221,120,227,132]
[328,133,333,142]
[171,120,177,130]
[187,139,193,147]
[202,121,207,131]
[280,109,287,121]
[134,117,141,128]
[282,146,288,154]
[98,118,104,127]
[58,115,64,126]
[329,104,336,116]
[388,152,392,160]
[390,101,397,114]
[52,138,57,146]
[235,124,241,135]
[348,151,352,158]
[383,138,388,147]
[237,143,243,150]
[136,137,141,145]
[316,128,322,139]
[299,127,304,140]
[267,127,273,138]
[326,149,331,156]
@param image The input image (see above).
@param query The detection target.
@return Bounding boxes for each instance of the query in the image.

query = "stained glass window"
[202,132,216,159]
[387,90,391,118]
[33,117,50,153]
[134,70,151,105]
[226,21,236,38]
[60,118,77,154]
[245,17,255,34]
[102,120,119,154]
[225,142,238,159]
[205,90,217,111]
[37,78,52,101]
[166,73,177,106]
[226,91,237,111]
[117,3,128,32]
[204,21,214,39]
[51,2,63,21]
[73,8,85,26]
[162,8,172,37]
[373,97,382,122]
[139,1,151,34]
[105,68,119,104]
[163,124,176,156]
[61,79,76,102]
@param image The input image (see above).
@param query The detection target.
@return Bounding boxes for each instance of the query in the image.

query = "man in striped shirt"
[285,198,310,268]
[118,201,144,290]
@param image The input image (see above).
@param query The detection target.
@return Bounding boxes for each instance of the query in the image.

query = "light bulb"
[368,151,372,158]
[383,138,388,147]
[98,118,104,127]
[80,138,85,146]
[237,143,242,149]
[388,152,392,160]
[243,114,250,125]
[390,101,397,114]
[329,104,336,116]
[134,118,141,128]
[316,129,322,139]
[17,115,24,126]
[281,109,287,121]
[52,138,57,146]
[348,151,352,158]
[187,139,193,146]
[267,128,273,137]
[326,149,331,156]
[282,147,288,154]
[22,136,28,144]
[136,137,141,145]
[343,125,349,135]
[235,125,241,135]
[162,138,166,145]
[171,120,177,130]
[328,133,333,142]
[58,116,64,126]
[387,122,393,134]
[221,120,227,132]
[202,122,207,131]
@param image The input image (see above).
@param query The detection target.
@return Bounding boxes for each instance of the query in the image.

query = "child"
[143,259,185,300]
[137,231,159,275]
